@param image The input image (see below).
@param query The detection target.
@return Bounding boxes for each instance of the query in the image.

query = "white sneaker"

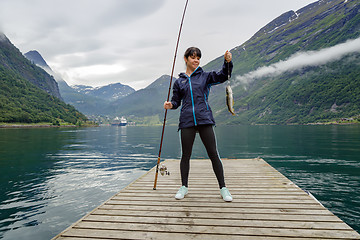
[220,187,233,202]
[175,186,188,200]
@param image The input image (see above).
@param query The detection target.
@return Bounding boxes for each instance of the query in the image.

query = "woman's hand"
[224,50,232,63]
[164,101,173,109]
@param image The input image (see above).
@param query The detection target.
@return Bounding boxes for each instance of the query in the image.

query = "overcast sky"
[0,0,315,90]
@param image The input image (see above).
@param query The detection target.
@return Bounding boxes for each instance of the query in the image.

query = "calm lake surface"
[0,125,359,239]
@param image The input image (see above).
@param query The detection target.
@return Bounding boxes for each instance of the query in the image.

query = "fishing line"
[153,0,189,190]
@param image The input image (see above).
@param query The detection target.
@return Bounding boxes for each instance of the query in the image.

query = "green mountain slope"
[0,34,88,125]
[0,33,62,99]
[0,64,87,124]
[23,50,112,116]
[215,53,360,124]
[204,0,360,124]
[206,0,360,74]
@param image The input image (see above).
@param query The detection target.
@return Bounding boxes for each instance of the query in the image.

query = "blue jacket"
[171,60,233,129]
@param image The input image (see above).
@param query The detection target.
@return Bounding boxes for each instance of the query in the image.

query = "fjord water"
[0,125,359,239]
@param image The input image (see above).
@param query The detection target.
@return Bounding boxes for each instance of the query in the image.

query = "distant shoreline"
[0,123,98,129]
[0,124,77,129]
[1,121,358,129]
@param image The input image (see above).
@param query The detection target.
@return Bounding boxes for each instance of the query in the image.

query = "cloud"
[235,37,360,86]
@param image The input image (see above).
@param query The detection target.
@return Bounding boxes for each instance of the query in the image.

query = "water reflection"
[0,125,359,239]
[0,126,160,239]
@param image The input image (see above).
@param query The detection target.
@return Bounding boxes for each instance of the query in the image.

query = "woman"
[164,47,233,202]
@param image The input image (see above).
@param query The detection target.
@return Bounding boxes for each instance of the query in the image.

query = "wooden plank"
[115,192,313,199]
[93,207,341,222]
[71,221,358,239]
[103,200,324,209]
[120,189,308,195]
[83,215,352,230]
[52,159,360,240]
[96,206,335,217]
[110,196,317,204]
[57,228,325,240]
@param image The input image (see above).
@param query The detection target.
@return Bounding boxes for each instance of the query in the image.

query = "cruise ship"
[111,116,127,126]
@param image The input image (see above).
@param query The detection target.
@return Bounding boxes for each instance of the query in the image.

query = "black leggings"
[180,124,226,188]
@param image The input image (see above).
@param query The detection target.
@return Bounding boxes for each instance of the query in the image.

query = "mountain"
[110,75,173,116]
[22,50,168,121]
[24,50,52,72]
[23,52,176,122]
[111,0,360,125]
[202,0,360,124]
[72,83,135,102]
[23,50,105,115]
[0,34,62,99]
[24,50,134,115]
[206,0,360,74]
[108,75,178,124]
[56,81,110,116]
[7,0,359,125]
[0,33,87,125]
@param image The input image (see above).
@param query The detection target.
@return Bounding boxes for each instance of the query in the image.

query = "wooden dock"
[53,158,360,239]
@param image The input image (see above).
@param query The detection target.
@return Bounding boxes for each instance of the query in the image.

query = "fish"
[226,85,236,116]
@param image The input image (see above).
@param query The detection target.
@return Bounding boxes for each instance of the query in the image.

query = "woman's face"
[184,54,200,72]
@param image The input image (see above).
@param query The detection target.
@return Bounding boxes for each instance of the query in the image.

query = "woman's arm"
[165,80,181,110]
[207,51,233,85]
[207,51,233,84]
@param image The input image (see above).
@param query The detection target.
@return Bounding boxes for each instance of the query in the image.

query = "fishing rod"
[153,0,189,190]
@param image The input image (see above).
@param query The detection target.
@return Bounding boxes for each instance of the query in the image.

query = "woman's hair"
[184,47,201,59]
